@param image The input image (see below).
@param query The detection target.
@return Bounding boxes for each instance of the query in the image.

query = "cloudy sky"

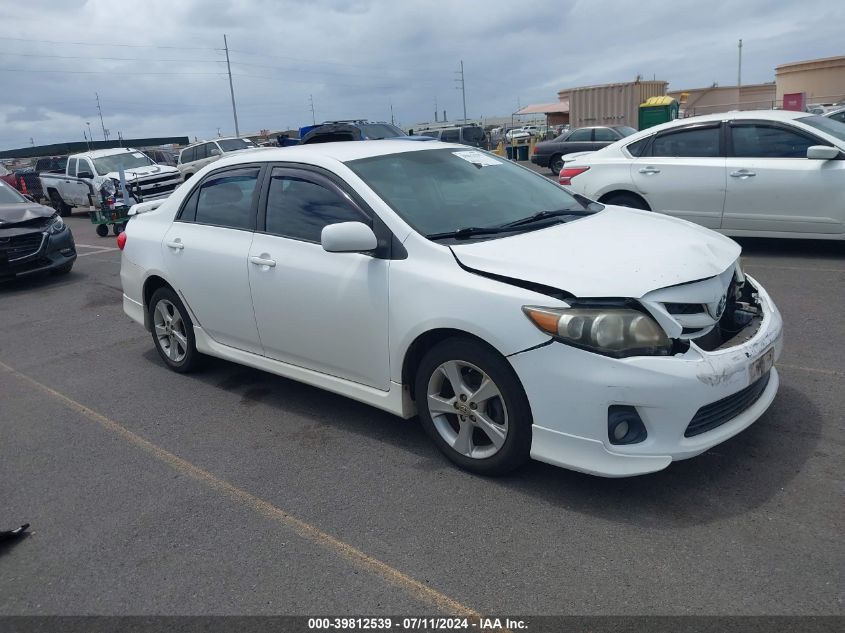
[1,0,843,150]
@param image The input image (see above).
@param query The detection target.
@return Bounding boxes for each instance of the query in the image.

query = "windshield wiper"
[499,208,594,229]
[426,226,510,241]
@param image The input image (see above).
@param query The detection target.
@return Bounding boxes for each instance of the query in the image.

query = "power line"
[0,67,227,76]
[0,50,223,63]
[227,47,440,75]
[0,35,218,50]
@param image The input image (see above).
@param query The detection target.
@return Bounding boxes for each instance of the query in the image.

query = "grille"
[684,371,771,438]
[665,302,707,315]
[0,232,44,261]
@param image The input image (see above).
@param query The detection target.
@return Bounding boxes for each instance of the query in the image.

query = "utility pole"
[223,34,240,137]
[737,39,743,90]
[96,92,108,140]
[86,122,93,148]
[390,100,395,125]
[29,137,34,147]
[309,94,316,125]
[455,60,467,122]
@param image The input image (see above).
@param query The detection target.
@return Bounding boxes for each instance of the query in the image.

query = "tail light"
[117,231,127,250]
[559,166,589,185]
[532,145,539,154]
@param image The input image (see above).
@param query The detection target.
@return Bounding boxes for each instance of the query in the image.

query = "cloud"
[0,0,843,150]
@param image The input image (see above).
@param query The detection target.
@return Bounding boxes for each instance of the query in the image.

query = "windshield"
[360,123,405,139]
[346,148,592,239]
[93,152,154,175]
[800,115,845,143]
[0,181,27,203]
[218,138,257,151]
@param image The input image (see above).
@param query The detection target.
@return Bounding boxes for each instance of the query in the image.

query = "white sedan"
[120,141,782,477]
[560,110,845,239]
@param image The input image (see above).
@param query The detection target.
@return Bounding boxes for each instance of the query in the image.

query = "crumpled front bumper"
[509,274,783,477]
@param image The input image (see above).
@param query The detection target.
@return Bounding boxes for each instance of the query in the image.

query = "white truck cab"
[40,148,182,216]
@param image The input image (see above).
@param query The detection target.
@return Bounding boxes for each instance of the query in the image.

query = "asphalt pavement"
[1,213,843,616]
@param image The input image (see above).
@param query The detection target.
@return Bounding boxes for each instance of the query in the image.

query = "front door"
[248,167,390,390]
[162,166,264,354]
[630,123,726,229]
[722,121,845,235]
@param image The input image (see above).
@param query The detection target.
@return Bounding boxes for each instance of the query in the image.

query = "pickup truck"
[40,148,182,216]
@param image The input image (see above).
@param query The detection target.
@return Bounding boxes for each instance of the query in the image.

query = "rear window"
[615,126,637,137]
[462,126,485,143]
[360,124,404,139]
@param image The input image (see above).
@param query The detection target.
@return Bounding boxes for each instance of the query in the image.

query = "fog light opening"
[608,406,647,445]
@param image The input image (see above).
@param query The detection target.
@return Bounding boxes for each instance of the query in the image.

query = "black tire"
[148,287,203,373]
[112,223,126,235]
[549,154,564,175]
[414,337,532,476]
[49,190,72,217]
[52,261,73,275]
[96,224,109,237]
[602,192,650,210]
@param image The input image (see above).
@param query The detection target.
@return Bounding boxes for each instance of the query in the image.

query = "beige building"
[775,55,845,104]
[667,83,776,116]
[558,80,667,129]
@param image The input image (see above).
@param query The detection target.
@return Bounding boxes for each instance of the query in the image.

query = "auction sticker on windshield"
[453,150,501,166]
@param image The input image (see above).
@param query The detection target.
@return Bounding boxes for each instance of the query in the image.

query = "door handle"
[166,240,184,250]
[250,256,276,268]
[638,167,661,175]
[730,170,756,178]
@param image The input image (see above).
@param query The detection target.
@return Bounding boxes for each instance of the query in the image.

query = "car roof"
[212,140,466,166]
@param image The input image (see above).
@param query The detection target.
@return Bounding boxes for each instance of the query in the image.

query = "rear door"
[629,123,726,229]
[722,120,844,234]
[64,158,92,206]
[162,165,264,354]
[559,127,595,154]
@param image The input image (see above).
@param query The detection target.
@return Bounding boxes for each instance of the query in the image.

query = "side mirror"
[77,171,93,179]
[807,145,839,160]
[321,221,377,254]
[209,148,222,156]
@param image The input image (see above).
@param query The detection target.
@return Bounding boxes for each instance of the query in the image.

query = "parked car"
[824,106,845,124]
[531,126,637,174]
[0,179,76,280]
[120,140,782,477]
[41,148,182,216]
[300,120,435,145]
[177,137,258,180]
[561,110,845,239]
[416,124,486,148]
[0,164,17,189]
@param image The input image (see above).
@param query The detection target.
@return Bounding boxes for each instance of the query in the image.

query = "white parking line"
[75,243,117,250]
[744,264,845,274]
[76,248,118,257]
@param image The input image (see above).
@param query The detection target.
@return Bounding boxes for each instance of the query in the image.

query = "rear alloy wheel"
[149,287,203,373]
[549,154,564,175]
[49,191,72,217]
[415,338,532,475]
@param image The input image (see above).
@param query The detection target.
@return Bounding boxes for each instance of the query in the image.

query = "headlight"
[47,214,66,234]
[523,306,672,357]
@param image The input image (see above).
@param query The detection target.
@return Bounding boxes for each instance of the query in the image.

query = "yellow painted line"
[778,363,843,377]
[0,360,479,617]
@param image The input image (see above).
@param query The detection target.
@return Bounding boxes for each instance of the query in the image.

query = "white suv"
[177,137,258,181]
[120,141,782,477]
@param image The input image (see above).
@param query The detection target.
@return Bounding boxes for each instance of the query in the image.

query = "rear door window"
[180,147,195,164]
[651,126,721,157]
[566,128,592,142]
[192,168,261,230]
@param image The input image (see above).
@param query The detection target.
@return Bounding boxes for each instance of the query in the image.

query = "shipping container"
[561,80,668,130]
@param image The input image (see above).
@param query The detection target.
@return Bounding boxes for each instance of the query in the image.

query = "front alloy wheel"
[416,338,532,475]
[427,360,509,460]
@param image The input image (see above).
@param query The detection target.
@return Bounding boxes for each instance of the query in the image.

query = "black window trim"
[626,121,725,158]
[726,118,834,158]
[174,162,267,232]
[256,161,403,260]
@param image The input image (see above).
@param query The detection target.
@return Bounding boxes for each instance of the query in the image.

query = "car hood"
[104,164,180,180]
[449,206,741,298]
[0,202,55,225]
